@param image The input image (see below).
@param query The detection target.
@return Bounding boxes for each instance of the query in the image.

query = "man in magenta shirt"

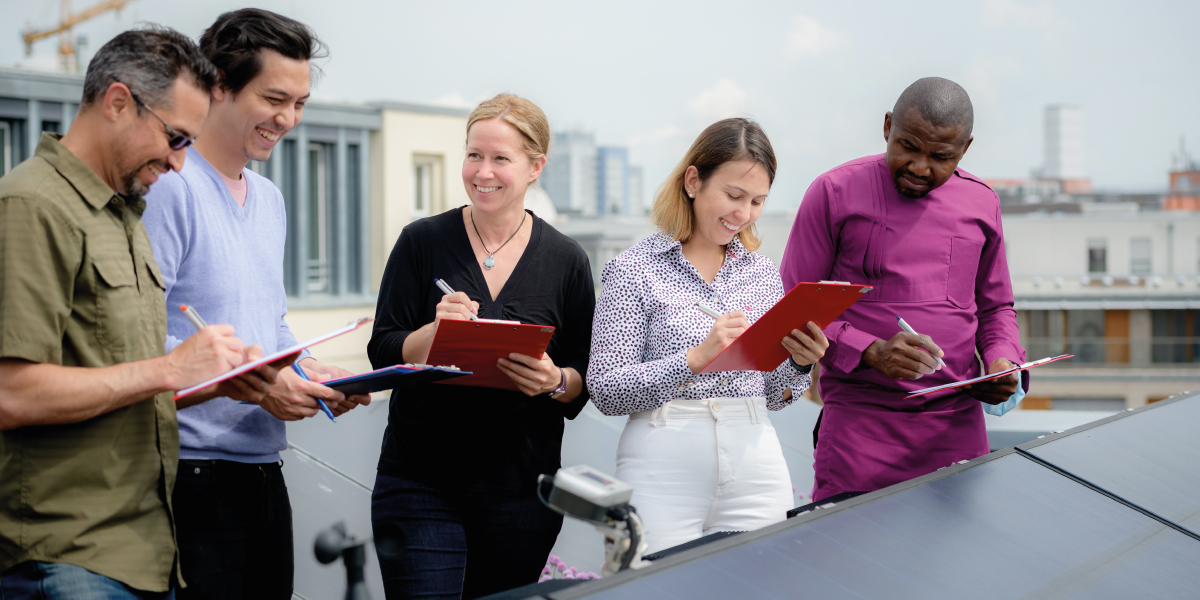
[781,77,1027,502]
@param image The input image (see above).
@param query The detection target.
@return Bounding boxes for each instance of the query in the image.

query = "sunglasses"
[111,77,197,151]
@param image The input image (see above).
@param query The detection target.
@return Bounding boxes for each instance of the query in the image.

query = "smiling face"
[685,159,770,248]
[462,117,544,214]
[884,107,973,199]
[210,49,311,165]
[111,76,210,196]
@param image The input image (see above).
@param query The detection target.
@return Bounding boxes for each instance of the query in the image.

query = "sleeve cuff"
[830,326,880,374]
[982,345,1026,369]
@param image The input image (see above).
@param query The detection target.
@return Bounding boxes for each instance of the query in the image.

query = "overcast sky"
[4,0,1197,211]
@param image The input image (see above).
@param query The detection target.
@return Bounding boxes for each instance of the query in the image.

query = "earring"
[687,191,694,198]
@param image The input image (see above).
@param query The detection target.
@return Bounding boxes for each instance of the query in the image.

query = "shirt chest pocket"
[92,256,143,352]
[947,237,984,309]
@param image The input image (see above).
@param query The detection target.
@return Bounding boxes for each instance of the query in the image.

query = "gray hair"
[81,25,218,110]
[892,77,974,143]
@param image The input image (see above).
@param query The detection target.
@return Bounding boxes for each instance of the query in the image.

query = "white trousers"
[615,397,793,555]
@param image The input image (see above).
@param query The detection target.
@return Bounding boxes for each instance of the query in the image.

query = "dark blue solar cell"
[1022,395,1200,535]
[557,452,1200,600]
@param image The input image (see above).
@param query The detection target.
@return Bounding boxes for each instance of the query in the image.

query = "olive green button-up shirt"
[0,133,180,591]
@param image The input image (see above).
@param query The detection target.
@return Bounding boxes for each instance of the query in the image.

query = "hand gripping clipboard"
[700,282,871,373]
[426,319,556,390]
[904,354,1073,399]
[324,364,471,396]
[174,317,374,400]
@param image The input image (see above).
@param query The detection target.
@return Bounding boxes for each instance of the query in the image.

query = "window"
[307,142,332,293]
[268,125,372,301]
[1130,237,1152,275]
[1066,309,1105,363]
[0,121,10,175]
[1087,238,1107,274]
[1026,310,1067,359]
[1152,309,1198,364]
[413,160,432,218]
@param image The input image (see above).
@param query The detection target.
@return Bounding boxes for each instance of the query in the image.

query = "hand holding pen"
[289,362,337,423]
[896,317,947,368]
[179,304,283,404]
[181,305,336,420]
[434,278,480,321]
[861,315,945,380]
[686,303,750,373]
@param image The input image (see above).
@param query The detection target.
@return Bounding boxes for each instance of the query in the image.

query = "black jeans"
[173,459,293,600]
[371,473,564,600]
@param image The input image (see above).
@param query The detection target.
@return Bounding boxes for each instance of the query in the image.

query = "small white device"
[538,465,647,575]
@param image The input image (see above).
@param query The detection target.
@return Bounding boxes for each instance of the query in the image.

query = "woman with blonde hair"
[587,118,828,554]
[368,94,595,599]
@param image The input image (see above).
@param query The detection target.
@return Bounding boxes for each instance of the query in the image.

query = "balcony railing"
[1023,337,1200,365]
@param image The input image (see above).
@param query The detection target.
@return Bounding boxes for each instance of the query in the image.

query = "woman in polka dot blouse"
[587,118,829,554]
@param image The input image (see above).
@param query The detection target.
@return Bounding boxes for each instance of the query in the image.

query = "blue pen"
[292,362,337,423]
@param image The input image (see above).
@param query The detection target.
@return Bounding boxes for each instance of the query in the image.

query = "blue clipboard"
[323,365,471,396]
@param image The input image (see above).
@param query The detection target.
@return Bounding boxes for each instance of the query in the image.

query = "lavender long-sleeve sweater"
[143,147,307,463]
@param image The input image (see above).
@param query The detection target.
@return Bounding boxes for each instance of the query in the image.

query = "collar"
[647,229,748,261]
[35,132,141,213]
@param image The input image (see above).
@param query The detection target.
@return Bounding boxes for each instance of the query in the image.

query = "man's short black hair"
[81,25,218,109]
[199,8,327,94]
[892,77,974,142]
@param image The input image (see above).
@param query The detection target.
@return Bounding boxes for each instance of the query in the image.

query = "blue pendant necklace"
[470,208,526,270]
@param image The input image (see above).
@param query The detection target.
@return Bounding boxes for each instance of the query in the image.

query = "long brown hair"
[651,118,777,252]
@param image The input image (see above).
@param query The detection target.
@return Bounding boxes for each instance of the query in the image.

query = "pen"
[434,278,479,320]
[896,316,947,368]
[291,362,337,423]
[694,303,722,319]
[180,304,208,330]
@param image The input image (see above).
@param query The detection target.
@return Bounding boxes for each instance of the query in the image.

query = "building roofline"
[367,100,470,117]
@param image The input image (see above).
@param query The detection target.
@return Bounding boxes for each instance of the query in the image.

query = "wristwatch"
[789,357,815,375]
[549,367,568,399]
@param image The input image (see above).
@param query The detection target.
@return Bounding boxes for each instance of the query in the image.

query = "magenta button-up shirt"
[780,154,1026,501]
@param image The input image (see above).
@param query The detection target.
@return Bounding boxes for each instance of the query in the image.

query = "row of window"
[1024,309,1200,364]
[1086,238,1153,275]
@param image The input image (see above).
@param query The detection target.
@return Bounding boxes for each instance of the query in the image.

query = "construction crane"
[22,0,134,72]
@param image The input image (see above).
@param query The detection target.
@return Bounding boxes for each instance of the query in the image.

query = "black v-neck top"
[368,207,595,494]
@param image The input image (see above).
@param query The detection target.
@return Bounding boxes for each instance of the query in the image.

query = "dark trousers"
[172,459,293,600]
[371,473,563,600]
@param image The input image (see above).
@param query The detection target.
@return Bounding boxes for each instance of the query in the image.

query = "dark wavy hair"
[199,8,327,94]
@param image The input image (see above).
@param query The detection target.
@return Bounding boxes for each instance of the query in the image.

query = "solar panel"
[553,451,1200,600]
[1021,394,1200,536]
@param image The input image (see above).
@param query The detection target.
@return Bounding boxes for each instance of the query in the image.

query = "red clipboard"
[700,282,871,373]
[174,317,374,400]
[904,354,1073,399]
[426,319,556,390]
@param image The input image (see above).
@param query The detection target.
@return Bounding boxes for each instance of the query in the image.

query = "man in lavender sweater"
[781,77,1028,504]
[142,10,368,599]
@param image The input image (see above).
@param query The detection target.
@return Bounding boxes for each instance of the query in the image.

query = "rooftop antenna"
[22,0,133,73]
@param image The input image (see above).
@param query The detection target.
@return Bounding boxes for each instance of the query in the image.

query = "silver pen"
[896,316,946,368]
[180,304,209,331]
[434,278,479,321]
[694,303,722,319]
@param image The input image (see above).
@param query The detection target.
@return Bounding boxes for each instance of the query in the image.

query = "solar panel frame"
[550,444,1200,600]
[1019,390,1200,537]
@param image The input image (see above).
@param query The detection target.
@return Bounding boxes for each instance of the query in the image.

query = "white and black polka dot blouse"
[587,232,811,416]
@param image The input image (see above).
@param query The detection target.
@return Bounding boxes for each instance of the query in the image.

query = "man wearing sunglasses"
[0,26,293,599]
[140,9,370,599]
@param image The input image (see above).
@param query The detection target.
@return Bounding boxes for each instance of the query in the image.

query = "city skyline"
[3,0,1197,212]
